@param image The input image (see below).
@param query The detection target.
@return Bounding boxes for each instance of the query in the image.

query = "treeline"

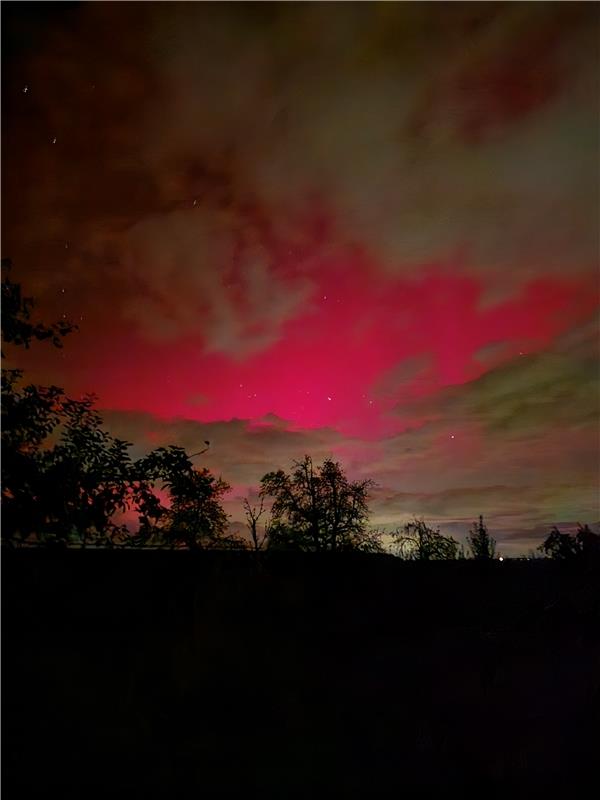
[244,460,497,558]
[2,264,598,561]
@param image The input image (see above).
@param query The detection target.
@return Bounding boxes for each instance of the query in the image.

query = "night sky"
[3,2,599,553]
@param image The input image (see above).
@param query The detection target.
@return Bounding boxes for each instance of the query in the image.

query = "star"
[22,85,28,93]
[52,137,57,144]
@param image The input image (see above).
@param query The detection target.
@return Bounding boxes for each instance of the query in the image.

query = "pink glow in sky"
[31,251,598,442]
[3,3,599,552]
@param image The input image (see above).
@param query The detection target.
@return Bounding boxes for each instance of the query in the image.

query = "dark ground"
[3,550,599,797]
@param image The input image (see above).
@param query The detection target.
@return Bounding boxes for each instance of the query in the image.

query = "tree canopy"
[539,525,600,562]
[259,455,381,552]
[1,265,233,549]
[467,515,497,560]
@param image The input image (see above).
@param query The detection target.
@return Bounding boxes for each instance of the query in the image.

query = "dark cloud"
[4,3,598,344]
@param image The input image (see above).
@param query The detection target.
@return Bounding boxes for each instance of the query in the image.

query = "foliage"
[260,455,376,552]
[539,524,600,562]
[167,464,232,549]
[1,268,233,549]
[392,519,459,560]
[467,515,497,560]
[1,259,76,352]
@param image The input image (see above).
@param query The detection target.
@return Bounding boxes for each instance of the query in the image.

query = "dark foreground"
[3,550,599,796]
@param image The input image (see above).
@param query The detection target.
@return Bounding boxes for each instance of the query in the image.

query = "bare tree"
[243,496,273,551]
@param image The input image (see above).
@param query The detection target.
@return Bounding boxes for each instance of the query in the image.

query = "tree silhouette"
[392,519,459,560]
[1,267,233,550]
[575,524,600,561]
[540,524,600,562]
[259,455,378,552]
[2,261,82,545]
[467,515,496,560]
[1,259,76,352]
[33,396,137,547]
[166,464,232,549]
[243,496,273,551]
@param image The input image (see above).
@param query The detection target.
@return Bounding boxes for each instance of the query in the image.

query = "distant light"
[499,556,504,562]
[52,137,57,144]
[323,295,327,300]
[450,434,455,439]
[327,396,332,401]
[22,85,29,93]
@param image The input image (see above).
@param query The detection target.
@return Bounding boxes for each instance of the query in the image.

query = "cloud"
[373,355,434,401]
[369,483,600,530]
[355,315,599,542]
[401,312,600,436]
[119,207,314,355]
[101,409,364,494]
[142,2,599,279]
[6,3,597,358]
